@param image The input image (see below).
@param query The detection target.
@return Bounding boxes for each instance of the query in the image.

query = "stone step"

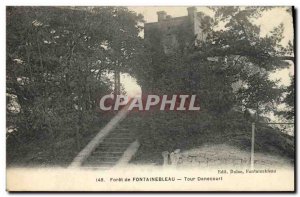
[105,135,133,140]
[84,161,117,166]
[107,134,134,139]
[112,129,131,133]
[94,145,127,152]
[101,142,132,145]
[95,144,128,149]
[91,155,120,159]
[95,147,129,152]
[86,156,120,162]
[103,138,134,143]
[92,151,124,156]
[108,130,132,134]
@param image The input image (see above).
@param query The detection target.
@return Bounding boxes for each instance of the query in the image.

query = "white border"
[2,0,297,6]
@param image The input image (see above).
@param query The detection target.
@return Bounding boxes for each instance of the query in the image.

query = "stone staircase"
[81,120,137,169]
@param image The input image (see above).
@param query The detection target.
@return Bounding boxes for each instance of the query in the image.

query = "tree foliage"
[136,7,294,119]
[6,6,144,165]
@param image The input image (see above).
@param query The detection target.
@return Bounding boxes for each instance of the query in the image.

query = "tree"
[200,7,294,118]
[133,6,294,131]
[276,75,295,120]
[6,6,144,165]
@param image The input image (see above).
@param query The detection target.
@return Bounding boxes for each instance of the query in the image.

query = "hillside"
[129,110,294,166]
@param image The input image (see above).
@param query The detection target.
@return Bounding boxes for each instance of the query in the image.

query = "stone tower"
[144,7,210,54]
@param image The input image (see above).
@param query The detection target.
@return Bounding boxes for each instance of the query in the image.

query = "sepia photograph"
[6,5,295,192]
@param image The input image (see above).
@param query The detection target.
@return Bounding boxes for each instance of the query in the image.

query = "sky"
[121,6,294,97]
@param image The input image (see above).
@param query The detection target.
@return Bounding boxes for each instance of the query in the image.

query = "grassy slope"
[129,111,294,165]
